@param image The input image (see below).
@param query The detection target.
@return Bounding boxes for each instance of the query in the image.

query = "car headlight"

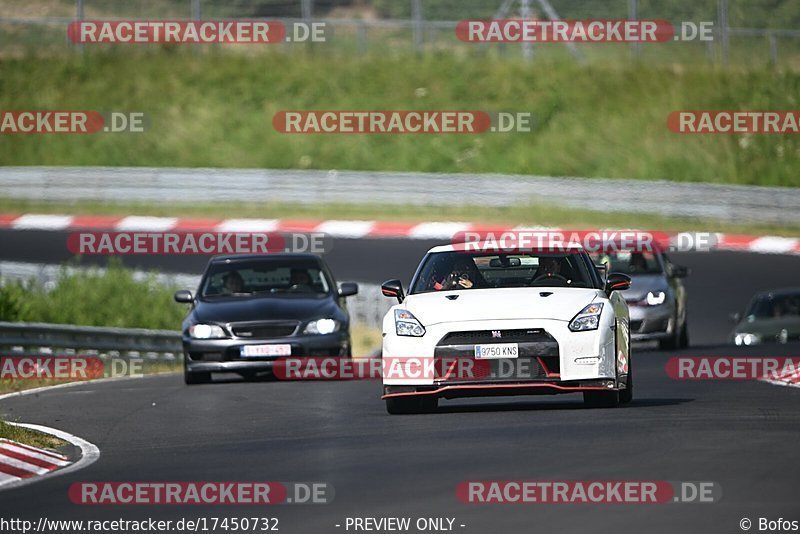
[189,324,227,339]
[645,291,667,306]
[568,302,604,332]
[734,332,761,346]
[304,318,340,335]
[395,309,425,337]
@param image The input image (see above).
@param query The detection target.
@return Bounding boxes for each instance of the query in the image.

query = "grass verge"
[0,420,66,450]
[0,53,798,186]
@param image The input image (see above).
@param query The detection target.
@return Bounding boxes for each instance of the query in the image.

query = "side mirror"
[381,279,405,303]
[672,265,689,278]
[729,312,742,323]
[606,272,631,294]
[174,290,194,304]
[338,282,359,297]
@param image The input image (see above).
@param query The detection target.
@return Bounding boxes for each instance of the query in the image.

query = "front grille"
[434,328,560,383]
[439,329,549,345]
[630,320,643,332]
[230,321,299,339]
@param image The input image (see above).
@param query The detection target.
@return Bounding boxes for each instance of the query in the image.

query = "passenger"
[531,256,571,285]
[434,256,486,290]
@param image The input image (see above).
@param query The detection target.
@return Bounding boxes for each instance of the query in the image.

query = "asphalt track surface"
[1,231,799,533]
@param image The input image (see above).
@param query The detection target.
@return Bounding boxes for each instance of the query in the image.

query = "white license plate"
[474,343,519,359]
[240,344,291,357]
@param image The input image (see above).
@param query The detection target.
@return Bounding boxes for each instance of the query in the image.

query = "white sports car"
[380,243,632,414]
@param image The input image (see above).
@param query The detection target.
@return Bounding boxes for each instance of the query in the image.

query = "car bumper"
[628,304,675,342]
[183,332,350,374]
[382,379,621,400]
[382,317,618,387]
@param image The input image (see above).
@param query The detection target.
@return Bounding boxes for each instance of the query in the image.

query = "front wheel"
[658,315,681,350]
[619,361,633,404]
[679,320,690,348]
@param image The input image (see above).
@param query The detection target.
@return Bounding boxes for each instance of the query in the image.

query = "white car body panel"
[383,289,620,386]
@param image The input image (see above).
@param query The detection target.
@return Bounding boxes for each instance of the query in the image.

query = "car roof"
[427,242,586,254]
[209,253,322,263]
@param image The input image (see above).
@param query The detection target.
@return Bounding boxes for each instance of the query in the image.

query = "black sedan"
[731,288,800,346]
[174,254,358,384]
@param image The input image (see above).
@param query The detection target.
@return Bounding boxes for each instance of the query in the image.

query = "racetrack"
[0,345,798,533]
[1,232,799,533]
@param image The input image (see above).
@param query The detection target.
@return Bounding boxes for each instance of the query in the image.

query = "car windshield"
[745,293,800,319]
[201,258,331,298]
[590,250,663,275]
[410,251,597,294]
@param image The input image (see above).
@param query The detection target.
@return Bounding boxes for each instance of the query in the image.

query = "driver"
[537,257,561,277]
[629,252,648,272]
[290,268,312,287]
[222,270,244,294]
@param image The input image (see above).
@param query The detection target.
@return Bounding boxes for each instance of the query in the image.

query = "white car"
[380,244,633,414]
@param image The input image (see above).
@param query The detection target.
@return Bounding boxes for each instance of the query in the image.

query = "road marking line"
[215,218,280,232]
[11,214,73,230]
[115,216,178,232]
[314,220,375,238]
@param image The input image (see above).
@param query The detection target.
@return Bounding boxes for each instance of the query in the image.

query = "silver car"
[592,250,689,349]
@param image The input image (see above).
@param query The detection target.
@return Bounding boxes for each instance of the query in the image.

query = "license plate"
[240,344,291,357]
[474,343,519,359]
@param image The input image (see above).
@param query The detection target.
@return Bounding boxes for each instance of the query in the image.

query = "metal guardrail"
[0,321,181,360]
[2,167,799,225]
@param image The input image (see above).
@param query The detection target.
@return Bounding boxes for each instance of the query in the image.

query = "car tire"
[386,395,438,415]
[184,367,211,385]
[679,320,689,348]
[658,316,681,350]
[619,360,633,404]
[583,389,620,408]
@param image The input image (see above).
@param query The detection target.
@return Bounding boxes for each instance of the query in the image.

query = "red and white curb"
[762,367,800,388]
[0,438,70,484]
[0,422,99,491]
[1,213,799,255]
